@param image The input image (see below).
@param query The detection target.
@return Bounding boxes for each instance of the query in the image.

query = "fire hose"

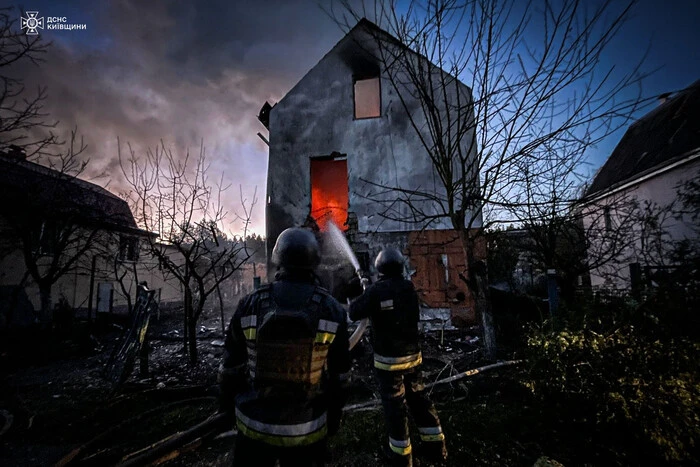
[348,270,370,350]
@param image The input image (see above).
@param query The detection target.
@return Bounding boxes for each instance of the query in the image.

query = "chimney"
[1,144,27,160]
[258,101,272,130]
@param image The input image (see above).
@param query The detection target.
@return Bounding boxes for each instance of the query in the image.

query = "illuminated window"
[354,77,380,119]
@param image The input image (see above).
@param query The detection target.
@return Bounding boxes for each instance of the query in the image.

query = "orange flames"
[310,159,348,231]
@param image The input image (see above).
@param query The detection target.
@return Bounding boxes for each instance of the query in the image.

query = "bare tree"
[120,140,256,364]
[0,130,113,323]
[0,9,119,326]
[330,0,650,358]
[0,7,65,159]
[113,248,141,317]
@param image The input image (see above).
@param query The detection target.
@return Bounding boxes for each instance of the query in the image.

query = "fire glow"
[310,158,349,231]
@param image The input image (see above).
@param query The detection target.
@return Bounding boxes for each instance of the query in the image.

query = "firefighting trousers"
[376,367,446,464]
[232,433,327,467]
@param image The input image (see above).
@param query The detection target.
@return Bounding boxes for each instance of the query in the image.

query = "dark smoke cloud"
[12,0,359,234]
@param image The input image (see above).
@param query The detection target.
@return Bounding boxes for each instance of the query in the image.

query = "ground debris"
[534,456,565,467]
[426,359,523,389]
[104,286,157,390]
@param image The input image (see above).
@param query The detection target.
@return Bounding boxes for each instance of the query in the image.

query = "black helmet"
[374,247,405,277]
[271,228,321,270]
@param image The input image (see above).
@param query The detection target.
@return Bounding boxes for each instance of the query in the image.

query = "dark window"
[354,77,381,119]
[604,206,612,232]
[119,235,139,262]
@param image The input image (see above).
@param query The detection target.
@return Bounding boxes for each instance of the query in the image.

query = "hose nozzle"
[357,269,371,291]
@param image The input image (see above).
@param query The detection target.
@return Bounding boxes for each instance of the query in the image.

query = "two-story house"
[262,19,483,323]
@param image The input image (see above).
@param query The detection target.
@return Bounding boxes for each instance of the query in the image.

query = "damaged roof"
[585,80,700,198]
[0,152,143,234]
[271,18,472,113]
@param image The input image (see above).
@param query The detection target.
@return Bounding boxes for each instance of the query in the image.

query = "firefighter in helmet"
[349,247,447,466]
[219,227,351,466]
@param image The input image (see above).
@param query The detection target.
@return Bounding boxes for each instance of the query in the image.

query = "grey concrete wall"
[266,25,481,277]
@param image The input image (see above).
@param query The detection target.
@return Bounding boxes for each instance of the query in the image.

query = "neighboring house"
[227,262,267,301]
[262,19,482,323]
[580,80,700,291]
[0,148,182,327]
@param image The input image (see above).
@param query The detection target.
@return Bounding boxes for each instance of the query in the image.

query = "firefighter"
[219,227,351,467]
[349,247,447,467]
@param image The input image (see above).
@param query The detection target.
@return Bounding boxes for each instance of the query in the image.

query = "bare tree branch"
[119,140,256,364]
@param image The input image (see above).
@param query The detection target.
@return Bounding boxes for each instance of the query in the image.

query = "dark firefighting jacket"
[219,270,351,447]
[349,276,422,371]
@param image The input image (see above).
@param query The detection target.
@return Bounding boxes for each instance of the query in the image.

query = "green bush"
[524,295,700,464]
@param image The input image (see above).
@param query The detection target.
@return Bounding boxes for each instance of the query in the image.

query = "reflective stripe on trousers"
[418,425,445,441]
[374,352,422,371]
[377,366,445,462]
[235,408,327,447]
[389,436,412,456]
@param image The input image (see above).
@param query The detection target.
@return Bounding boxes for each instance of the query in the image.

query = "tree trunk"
[187,319,198,365]
[183,287,191,353]
[216,283,226,337]
[39,282,53,324]
[458,229,497,361]
[188,299,207,365]
[476,274,497,360]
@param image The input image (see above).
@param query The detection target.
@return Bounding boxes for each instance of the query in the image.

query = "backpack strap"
[312,289,339,345]
[239,285,273,342]
[242,285,275,379]
[308,287,325,314]
[257,284,274,316]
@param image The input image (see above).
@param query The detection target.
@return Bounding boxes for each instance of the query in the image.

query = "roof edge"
[271,17,472,114]
[579,148,700,205]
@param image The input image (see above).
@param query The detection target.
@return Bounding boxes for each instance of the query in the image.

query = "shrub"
[524,294,700,464]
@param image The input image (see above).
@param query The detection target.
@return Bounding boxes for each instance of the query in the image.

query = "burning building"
[261,19,483,324]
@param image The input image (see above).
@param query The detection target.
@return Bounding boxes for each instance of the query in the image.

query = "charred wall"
[265,25,482,324]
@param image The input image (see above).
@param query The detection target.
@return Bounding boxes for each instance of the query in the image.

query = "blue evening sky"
[12,0,700,234]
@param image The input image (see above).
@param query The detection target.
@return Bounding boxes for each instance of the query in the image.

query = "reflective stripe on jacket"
[219,274,351,446]
[349,276,421,363]
[241,310,339,385]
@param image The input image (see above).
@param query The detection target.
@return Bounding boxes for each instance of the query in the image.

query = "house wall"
[582,157,700,289]
[266,29,480,246]
[265,27,483,318]
[0,225,115,321]
[111,249,185,313]
[312,227,483,324]
[226,262,268,301]
[0,226,184,327]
